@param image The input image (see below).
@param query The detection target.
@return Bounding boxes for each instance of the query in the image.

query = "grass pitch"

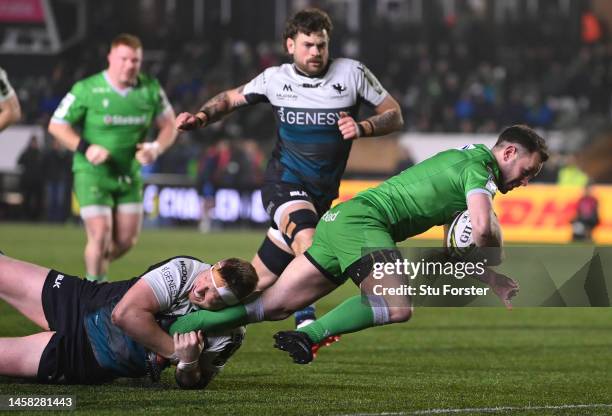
[0,223,611,415]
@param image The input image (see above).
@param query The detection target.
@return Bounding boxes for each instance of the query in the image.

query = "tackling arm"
[111,279,175,358]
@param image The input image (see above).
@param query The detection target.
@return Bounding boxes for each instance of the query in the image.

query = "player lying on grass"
[168,125,548,364]
[0,252,257,387]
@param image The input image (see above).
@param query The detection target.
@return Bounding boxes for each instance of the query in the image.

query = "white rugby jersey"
[0,67,16,102]
[243,58,388,205]
[142,256,209,317]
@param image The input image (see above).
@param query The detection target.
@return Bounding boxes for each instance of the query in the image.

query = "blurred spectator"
[17,136,44,220]
[572,183,600,242]
[42,138,72,222]
[557,154,589,187]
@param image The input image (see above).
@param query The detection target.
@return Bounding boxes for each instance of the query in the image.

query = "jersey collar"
[292,59,332,79]
[103,71,136,97]
[483,146,502,187]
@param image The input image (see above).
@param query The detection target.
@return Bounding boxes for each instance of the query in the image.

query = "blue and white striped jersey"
[243,58,388,204]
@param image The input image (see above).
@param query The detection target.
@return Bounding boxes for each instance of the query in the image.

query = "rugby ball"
[446,210,476,258]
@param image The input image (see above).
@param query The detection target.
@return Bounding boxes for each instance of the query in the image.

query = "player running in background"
[168,125,548,364]
[48,34,177,282]
[176,8,404,340]
[0,67,22,132]
[0,251,257,387]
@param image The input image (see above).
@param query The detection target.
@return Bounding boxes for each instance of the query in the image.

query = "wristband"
[142,141,161,158]
[177,359,200,371]
[363,120,375,137]
[76,138,90,154]
[357,123,365,138]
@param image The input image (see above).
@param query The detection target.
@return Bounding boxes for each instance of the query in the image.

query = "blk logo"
[332,83,346,94]
[53,274,64,288]
[283,84,293,92]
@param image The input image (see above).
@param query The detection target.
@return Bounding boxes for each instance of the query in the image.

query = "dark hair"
[495,124,549,162]
[111,33,142,50]
[283,8,333,48]
[217,258,258,301]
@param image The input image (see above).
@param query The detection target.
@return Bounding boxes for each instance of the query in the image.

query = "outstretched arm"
[169,304,249,334]
[176,85,250,131]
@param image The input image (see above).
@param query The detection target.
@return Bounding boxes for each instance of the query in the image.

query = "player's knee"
[266,305,294,321]
[281,209,318,251]
[255,234,294,280]
[291,228,315,255]
[262,301,295,321]
[116,235,138,253]
[388,306,413,323]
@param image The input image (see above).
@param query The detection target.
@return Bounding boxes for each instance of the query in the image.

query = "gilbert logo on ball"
[446,210,476,258]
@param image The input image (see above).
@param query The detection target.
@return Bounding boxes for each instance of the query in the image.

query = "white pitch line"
[336,403,612,416]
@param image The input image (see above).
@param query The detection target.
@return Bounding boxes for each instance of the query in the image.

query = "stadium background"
[1,0,612,415]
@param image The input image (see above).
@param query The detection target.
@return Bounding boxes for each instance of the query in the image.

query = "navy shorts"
[261,181,331,228]
[37,270,136,384]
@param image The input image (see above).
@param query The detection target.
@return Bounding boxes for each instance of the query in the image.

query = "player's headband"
[210,263,240,306]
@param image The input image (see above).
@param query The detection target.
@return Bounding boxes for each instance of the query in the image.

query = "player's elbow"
[394,109,404,130]
[9,105,21,124]
[111,304,128,328]
[47,121,60,136]
[388,305,413,323]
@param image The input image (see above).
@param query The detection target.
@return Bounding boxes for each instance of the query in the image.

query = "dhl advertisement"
[334,181,612,244]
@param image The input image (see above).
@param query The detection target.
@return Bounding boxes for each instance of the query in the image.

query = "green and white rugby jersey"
[357,144,500,242]
[52,71,172,175]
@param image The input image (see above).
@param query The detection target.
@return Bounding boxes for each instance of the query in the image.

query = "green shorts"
[305,197,396,285]
[73,171,143,208]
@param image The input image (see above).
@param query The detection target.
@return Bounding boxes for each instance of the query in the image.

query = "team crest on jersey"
[330,82,348,99]
[332,83,346,94]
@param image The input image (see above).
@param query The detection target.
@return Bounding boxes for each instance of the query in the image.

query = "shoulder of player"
[142,255,206,275]
[136,72,161,88]
[70,71,106,94]
[259,64,289,80]
[330,57,366,73]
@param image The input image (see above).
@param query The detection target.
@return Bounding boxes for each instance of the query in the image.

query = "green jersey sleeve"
[52,81,87,125]
[462,162,498,198]
[153,84,172,119]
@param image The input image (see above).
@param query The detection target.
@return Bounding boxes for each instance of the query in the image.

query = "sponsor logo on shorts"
[321,210,339,222]
[53,274,64,288]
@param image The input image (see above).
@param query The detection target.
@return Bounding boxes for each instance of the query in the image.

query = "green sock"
[297,296,375,343]
[86,274,107,282]
[169,304,248,335]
